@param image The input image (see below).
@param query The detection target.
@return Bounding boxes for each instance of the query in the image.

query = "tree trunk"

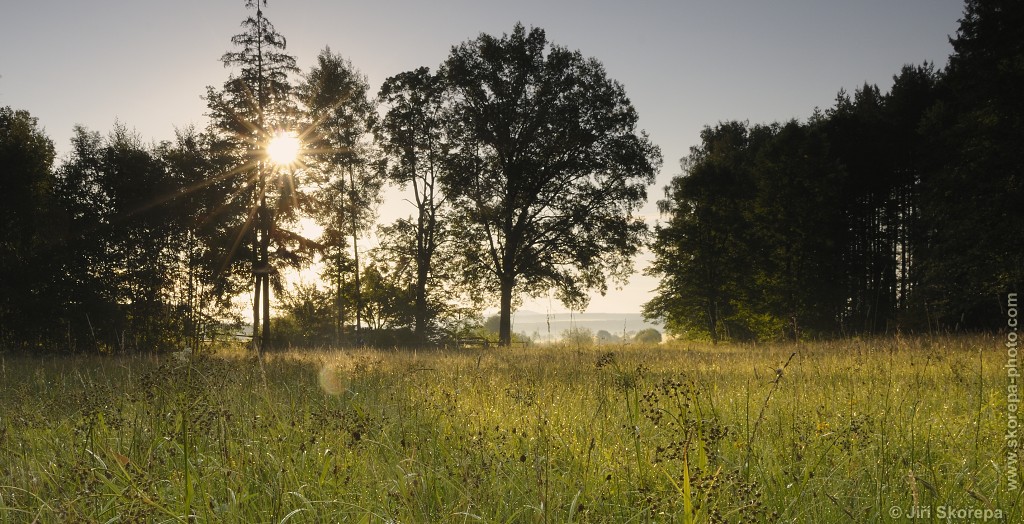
[498,276,515,347]
[414,259,429,343]
[706,298,719,345]
[252,236,261,352]
[349,167,363,345]
[260,186,271,351]
[261,274,270,349]
[334,251,344,346]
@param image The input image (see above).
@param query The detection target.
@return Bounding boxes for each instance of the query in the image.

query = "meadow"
[1,335,1018,522]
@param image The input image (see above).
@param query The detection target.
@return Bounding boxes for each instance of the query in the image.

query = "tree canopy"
[438,24,662,345]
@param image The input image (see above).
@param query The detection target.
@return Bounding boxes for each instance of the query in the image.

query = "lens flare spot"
[318,365,348,396]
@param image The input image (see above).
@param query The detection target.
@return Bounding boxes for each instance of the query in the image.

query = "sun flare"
[266,131,301,166]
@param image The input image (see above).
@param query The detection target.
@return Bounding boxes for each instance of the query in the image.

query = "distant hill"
[510,311,661,342]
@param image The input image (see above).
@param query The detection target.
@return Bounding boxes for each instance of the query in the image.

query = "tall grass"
[0,335,1018,522]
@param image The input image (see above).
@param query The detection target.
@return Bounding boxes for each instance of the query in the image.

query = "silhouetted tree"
[159,127,251,349]
[914,0,1024,328]
[751,120,848,338]
[271,282,335,347]
[299,47,383,345]
[44,126,185,351]
[377,67,452,342]
[644,122,760,342]
[646,0,1024,340]
[206,0,300,350]
[0,107,57,347]
[440,24,662,345]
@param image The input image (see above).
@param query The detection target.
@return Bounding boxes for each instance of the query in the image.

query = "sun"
[266,130,301,166]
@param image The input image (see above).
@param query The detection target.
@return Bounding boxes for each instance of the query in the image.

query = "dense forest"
[644,0,1022,341]
[1,0,1020,351]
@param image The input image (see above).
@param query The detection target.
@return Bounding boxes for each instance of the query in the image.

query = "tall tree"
[98,126,182,350]
[643,122,761,342]
[750,120,846,338]
[159,127,250,349]
[915,0,1024,328]
[880,64,940,328]
[0,107,57,347]
[377,67,451,342]
[440,24,662,346]
[647,120,846,342]
[45,126,186,351]
[207,0,300,350]
[645,1,1024,339]
[299,48,383,345]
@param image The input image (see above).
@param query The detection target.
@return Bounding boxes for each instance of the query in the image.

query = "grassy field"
[0,335,1019,522]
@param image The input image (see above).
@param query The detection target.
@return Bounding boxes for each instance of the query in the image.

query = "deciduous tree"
[440,24,662,346]
[299,48,383,345]
[377,67,451,342]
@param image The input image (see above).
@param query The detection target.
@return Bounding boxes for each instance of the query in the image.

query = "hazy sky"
[1,0,965,315]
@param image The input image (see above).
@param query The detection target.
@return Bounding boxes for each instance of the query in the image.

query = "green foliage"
[596,329,621,344]
[377,67,454,342]
[0,107,57,347]
[561,326,594,346]
[439,24,663,345]
[299,47,383,347]
[913,0,1024,327]
[271,283,335,347]
[482,314,501,334]
[633,328,662,344]
[647,2,1023,340]
[206,0,308,350]
[46,126,196,351]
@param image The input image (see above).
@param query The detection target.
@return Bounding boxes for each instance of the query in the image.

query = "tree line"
[3,0,1018,351]
[0,1,660,351]
[643,0,1023,341]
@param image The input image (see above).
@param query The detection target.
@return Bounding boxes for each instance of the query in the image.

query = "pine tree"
[206,0,300,351]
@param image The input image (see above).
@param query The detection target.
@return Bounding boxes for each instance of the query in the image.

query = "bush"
[633,328,662,344]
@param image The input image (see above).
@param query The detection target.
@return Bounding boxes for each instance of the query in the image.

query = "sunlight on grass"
[0,336,1017,522]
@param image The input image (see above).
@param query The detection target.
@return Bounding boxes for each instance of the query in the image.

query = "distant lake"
[510,311,661,342]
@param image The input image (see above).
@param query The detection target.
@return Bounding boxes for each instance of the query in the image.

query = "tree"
[159,127,251,349]
[645,0,1024,339]
[633,328,662,345]
[595,330,620,344]
[644,122,760,342]
[299,48,382,345]
[0,107,57,346]
[271,282,335,347]
[440,24,662,345]
[646,120,845,342]
[97,126,183,350]
[45,125,187,351]
[207,0,300,351]
[358,261,416,332]
[750,120,847,339]
[377,67,451,343]
[914,0,1024,329]
[561,327,594,347]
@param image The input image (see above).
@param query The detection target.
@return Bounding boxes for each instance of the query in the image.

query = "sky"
[0,0,966,316]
